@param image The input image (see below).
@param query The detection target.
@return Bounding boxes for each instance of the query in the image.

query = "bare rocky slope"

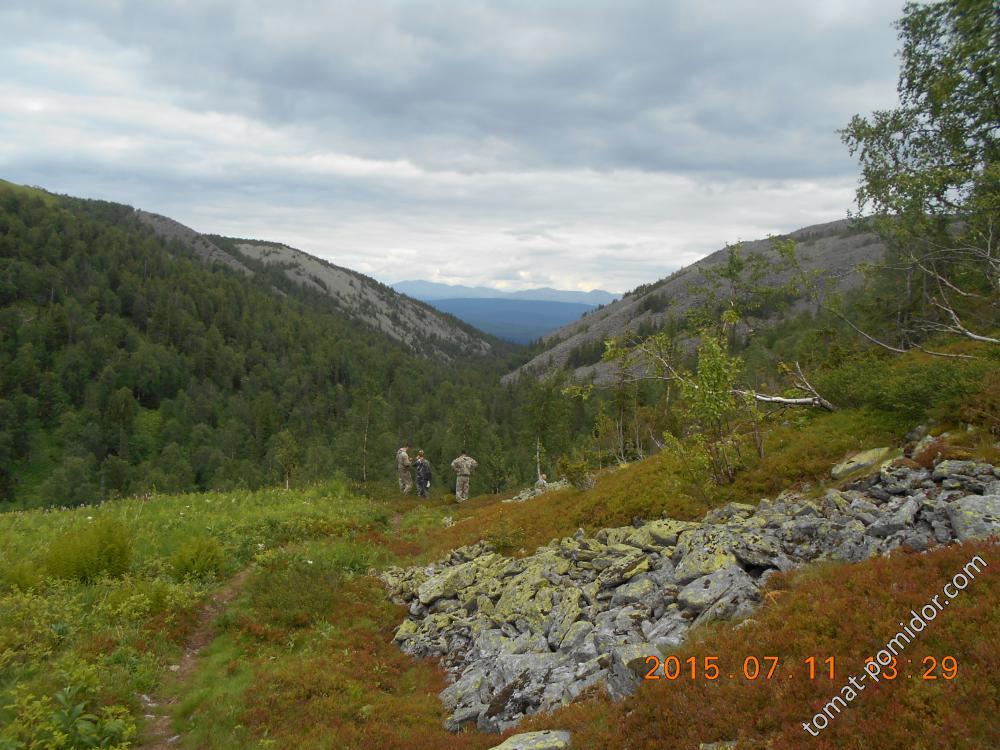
[135,210,495,360]
[503,219,885,384]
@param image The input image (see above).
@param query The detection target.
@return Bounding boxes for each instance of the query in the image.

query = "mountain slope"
[423,298,596,344]
[505,218,885,383]
[0,182,520,506]
[393,280,618,305]
[136,212,496,360]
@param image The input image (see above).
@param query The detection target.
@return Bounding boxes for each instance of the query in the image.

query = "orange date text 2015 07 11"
[642,655,959,682]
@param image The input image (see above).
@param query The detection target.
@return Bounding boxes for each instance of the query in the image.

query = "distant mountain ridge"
[134,212,497,359]
[393,280,618,305]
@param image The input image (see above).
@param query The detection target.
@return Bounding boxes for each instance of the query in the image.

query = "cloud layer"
[1,1,905,292]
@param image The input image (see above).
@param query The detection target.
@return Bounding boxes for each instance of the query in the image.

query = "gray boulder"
[489,730,572,749]
[947,495,1000,541]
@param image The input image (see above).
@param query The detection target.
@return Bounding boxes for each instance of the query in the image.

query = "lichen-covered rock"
[606,643,661,701]
[948,494,1000,541]
[932,460,993,480]
[673,528,738,583]
[545,588,583,648]
[832,447,897,479]
[644,518,700,546]
[678,565,758,614]
[489,730,572,749]
[610,576,659,607]
[866,496,920,537]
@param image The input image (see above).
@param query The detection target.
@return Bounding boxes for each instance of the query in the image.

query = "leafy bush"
[246,552,341,628]
[232,514,348,562]
[816,351,990,425]
[0,685,136,750]
[960,366,1000,436]
[1,560,43,592]
[46,518,132,583]
[486,520,527,554]
[170,537,227,581]
[556,453,595,492]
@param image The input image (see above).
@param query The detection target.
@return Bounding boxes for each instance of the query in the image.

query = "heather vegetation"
[1,0,997,747]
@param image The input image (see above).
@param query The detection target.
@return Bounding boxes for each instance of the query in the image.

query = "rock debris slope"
[380,458,1000,733]
[503,218,885,385]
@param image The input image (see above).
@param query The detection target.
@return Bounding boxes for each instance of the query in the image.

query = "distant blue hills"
[392,280,618,306]
[423,298,596,344]
[392,281,618,344]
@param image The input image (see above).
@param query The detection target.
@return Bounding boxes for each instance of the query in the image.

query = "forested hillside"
[0,183,556,507]
[135,209,497,360]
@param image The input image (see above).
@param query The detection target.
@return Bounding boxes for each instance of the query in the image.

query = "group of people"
[395,443,479,502]
[396,443,479,503]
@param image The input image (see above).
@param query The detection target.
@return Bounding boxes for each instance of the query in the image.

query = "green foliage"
[1,685,136,750]
[40,456,99,508]
[676,333,762,485]
[0,479,381,749]
[46,518,132,583]
[842,0,998,232]
[815,348,992,425]
[170,537,227,581]
[485,519,527,554]
[839,0,999,349]
[268,430,300,489]
[1,561,42,593]
[247,552,340,629]
[555,452,595,492]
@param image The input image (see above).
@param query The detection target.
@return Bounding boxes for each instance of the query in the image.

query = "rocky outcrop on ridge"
[380,457,1000,733]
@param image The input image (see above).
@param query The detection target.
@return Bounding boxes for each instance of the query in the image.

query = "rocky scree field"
[381,455,1000,735]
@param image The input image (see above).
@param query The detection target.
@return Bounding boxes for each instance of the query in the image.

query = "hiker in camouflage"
[450,449,478,502]
[396,443,413,495]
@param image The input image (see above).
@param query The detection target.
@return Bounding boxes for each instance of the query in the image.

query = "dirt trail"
[139,570,250,749]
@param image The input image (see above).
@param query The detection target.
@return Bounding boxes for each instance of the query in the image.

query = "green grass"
[172,634,255,749]
[0,479,385,748]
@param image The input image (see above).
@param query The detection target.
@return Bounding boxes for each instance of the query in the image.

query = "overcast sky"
[1,1,905,293]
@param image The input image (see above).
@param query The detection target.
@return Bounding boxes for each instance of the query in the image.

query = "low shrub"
[246,552,340,628]
[170,537,227,581]
[46,518,132,583]
[556,454,596,492]
[1,560,43,592]
[486,520,528,554]
[0,685,136,750]
[816,350,991,425]
[960,366,1000,436]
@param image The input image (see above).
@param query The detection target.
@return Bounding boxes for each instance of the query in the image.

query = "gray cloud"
[0,0,905,292]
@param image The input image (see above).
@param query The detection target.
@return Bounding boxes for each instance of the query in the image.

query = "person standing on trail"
[396,443,413,495]
[414,450,432,498]
[450,449,478,502]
